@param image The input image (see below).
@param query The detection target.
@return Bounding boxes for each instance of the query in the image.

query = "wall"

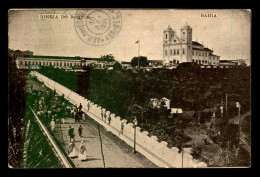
[30,71,207,168]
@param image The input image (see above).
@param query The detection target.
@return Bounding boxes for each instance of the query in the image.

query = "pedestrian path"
[53,117,157,168]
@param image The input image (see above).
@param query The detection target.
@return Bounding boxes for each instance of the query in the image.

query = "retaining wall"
[30,71,207,168]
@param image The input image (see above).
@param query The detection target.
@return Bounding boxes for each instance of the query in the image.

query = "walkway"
[53,117,157,168]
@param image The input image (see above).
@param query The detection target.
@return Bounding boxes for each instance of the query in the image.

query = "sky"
[8,9,251,65]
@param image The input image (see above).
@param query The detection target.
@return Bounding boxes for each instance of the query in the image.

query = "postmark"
[74,9,122,46]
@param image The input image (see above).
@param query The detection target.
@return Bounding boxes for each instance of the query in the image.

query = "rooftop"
[192,41,203,46]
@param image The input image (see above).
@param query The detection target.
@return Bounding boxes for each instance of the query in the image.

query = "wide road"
[53,116,157,168]
[27,75,157,168]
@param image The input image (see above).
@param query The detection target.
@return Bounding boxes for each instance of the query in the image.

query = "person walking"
[50,118,55,131]
[121,120,124,135]
[78,125,83,137]
[78,103,82,112]
[78,140,87,161]
[104,111,107,122]
[68,140,77,158]
[68,126,75,142]
[101,110,104,121]
[87,102,90,112]
[108,114,111,125]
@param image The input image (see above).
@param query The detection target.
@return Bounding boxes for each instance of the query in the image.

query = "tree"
[101,54,115,62]
[113,62,122,70]
[131,56,148,68]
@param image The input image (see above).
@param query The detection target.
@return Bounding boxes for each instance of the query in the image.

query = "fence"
[30,71,207,168]
[22,104,74,168]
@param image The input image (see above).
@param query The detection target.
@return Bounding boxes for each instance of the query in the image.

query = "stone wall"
[30,71,207,168]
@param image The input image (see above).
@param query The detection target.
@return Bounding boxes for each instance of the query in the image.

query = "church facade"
[163,23,220,66]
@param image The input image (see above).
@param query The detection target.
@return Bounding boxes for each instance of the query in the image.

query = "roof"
[192,47,204,51]
[219,60,235,63]
[148,60,163,63]
[209,54,219,57]
[204,48,213,52]
[28,55,81,60]
[121,61,131,64]
[192,41,203,46]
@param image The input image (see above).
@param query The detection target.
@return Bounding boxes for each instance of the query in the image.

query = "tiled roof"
[192,41,203,46]
[204,48,213,52]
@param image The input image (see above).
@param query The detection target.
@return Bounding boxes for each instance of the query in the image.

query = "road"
[53,117,157,168]
[27,76,157,168]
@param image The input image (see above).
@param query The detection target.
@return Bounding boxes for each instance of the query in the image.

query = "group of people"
[27,85,83,132]
[68,140,87,161]
[68,125,87,161]
[101,109,112,125]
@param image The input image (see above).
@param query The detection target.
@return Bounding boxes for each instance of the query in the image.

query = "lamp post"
[236,102,241,145]
[225,93,240,118]
[133,116,138,154]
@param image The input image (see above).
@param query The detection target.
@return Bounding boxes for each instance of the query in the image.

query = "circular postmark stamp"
[74,9,122,46]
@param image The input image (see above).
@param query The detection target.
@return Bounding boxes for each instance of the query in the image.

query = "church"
[163,23,220,66]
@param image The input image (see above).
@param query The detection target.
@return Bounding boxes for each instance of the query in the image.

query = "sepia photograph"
[8,8,251,168]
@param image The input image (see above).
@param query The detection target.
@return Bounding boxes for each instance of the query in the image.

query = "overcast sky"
[8,9,251,64]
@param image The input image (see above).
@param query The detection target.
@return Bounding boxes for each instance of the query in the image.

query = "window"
[165,50,167,56]
[174,49,176,55]
[43,62,45,66]
[183,49,185,54]
[177,60,179,64]
[170,49,172,55]
[174,40,176,42]
[205,60,207,63]
[166,34,168,39]
[173,60,176,63]
[20,61,22,65]
[36,62,38,65]
[202,60,204,63]
[188,46,190,49]
[183,32,185,34]
[32,61,34,65]
[177,49,179,54]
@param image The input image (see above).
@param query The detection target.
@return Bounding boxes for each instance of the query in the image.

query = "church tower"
[163,25,175,45]
[180,23,193,62]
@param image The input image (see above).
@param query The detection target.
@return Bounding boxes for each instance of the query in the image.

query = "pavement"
[53,117,158,168]
[27,76,157,168]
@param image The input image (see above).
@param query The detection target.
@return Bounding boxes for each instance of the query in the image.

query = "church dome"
[183,22,191,29]
[165,25,172,31]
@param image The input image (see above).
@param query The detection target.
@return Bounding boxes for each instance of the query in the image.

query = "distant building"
[16,55,115,70]
[9,49,33,58]
[121,61,132,69]
[219,60,238,68]
[230,59,247,67]
[163,23,220,66]
[147,60,164,68]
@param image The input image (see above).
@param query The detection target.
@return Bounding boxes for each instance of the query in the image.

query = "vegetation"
[37,65,250,166]
[131,56,148,67]
[8,54,27,168]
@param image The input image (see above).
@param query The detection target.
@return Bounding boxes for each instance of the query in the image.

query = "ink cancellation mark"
[74,9,122,46]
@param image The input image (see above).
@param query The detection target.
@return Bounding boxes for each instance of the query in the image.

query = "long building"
[15,53,116,70]
[163,23,220,66]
